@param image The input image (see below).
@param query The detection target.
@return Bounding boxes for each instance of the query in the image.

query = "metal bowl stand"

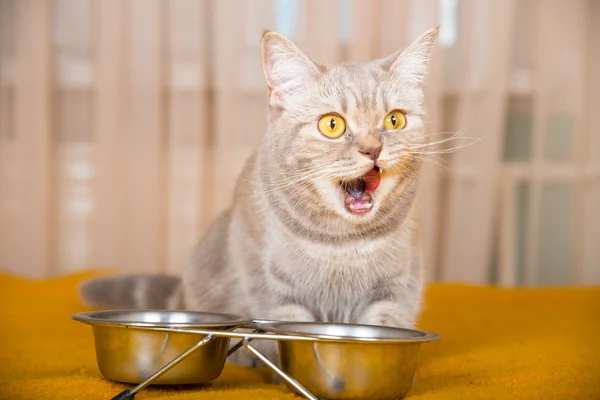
[109,322,321,400]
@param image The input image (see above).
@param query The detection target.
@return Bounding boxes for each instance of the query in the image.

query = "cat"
[79,26,439,366]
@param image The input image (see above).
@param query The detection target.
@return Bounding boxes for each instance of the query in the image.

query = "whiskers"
[411,153,452,171]
[237,158,345,211]
[408,114,479,152]
[401,115,486,171]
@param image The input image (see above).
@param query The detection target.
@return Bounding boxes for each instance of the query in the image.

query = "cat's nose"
[359,145,382,161]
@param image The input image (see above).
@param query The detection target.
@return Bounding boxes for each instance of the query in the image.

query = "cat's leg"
[261,304,315,382]
[356,300,416,328]
[355,299,420,387]
[251,304,315,361]
[358,249,423,329]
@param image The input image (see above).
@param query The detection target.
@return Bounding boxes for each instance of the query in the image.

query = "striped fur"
[79,28,439,366]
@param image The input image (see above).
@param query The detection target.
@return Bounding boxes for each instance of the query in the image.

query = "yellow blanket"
[0,271,598,400]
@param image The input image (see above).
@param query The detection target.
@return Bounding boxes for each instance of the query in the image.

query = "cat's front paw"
[267,303,315,322]
[356,301,415,328]
[228,304,314,369]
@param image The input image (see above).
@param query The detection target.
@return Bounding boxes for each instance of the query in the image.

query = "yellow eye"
[317,114,346,138]
[383,110,406,130]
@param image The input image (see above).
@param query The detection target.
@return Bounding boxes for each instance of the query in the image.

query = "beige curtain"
[0,0,598,285]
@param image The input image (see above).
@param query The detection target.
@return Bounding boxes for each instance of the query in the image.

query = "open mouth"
[341,167,381,215]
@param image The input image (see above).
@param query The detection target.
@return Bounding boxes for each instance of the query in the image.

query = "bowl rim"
[72,309,251,329]
[257,321,441,343]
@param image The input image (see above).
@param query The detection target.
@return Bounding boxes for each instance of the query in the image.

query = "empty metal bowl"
[259,322,441,400]
[73,310,249,385]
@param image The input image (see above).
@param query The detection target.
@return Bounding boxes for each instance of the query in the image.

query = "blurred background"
[0,0,598,286]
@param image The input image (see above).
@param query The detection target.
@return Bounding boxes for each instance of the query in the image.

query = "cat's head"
[260,28,438,224]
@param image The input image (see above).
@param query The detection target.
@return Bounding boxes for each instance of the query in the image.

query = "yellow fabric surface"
[0,272,599,400]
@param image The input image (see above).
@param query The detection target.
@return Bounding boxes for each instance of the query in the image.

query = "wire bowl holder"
[73,310,441,400]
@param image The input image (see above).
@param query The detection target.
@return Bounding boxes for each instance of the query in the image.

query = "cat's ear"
[382,27,439,86]
[261,31,321,102]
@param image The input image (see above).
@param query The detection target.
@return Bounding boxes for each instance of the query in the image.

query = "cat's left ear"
[261,31,321,102]
[382,26,439,86]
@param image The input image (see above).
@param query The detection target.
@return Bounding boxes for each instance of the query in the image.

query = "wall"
[0,0,598,285]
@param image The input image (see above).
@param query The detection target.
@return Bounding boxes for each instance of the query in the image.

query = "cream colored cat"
[80,27,439,365]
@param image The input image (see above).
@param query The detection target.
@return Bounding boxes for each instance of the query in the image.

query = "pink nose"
[359,145,382,161]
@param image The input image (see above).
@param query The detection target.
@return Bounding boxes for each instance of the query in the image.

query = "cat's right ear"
[261,31,321,103]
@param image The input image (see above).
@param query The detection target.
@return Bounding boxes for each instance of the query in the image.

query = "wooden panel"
[523,0,547,285]
[346,0,377,61]
[91,0,126,270]
[580,0,600,284]
[53,0,95,274]
[165,0,209,274]
[498,173,518,285]
[122,0,166,273]
[5,0,54,277]
[379,0,411,57]
[409,0,444,282]
[0,0,15,272]
[581,181,600,284]
[536,182,572,285]
[439,0,517,283]
[0,0,597,285]
[298,0,342,64]
[525,0,583,285]
[0,0,15,94]
[566,0,589,285]
[241,0,274,92]
[210,0,246,220]
[210,0,272,221]
[55,143,94,274]
[0,138,18,273]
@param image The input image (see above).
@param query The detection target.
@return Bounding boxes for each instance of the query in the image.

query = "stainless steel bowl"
[259,322,440,400]
[73,310,249,385]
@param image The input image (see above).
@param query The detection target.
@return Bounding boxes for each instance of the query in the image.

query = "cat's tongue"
[363,169,381,191]
[344,169,381,215]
